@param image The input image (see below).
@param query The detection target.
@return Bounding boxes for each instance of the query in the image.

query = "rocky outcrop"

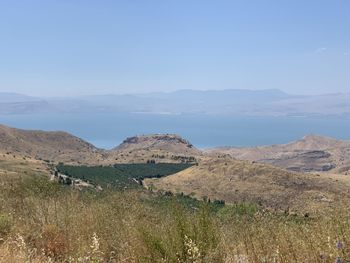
[114,134,199,155]
[207,135,350,174]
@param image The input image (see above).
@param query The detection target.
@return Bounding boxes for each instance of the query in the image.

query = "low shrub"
[0,214,12,238]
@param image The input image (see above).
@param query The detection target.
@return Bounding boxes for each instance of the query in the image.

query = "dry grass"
[144,156,350,213]
[1,155,350,262]
[0,125,201,166]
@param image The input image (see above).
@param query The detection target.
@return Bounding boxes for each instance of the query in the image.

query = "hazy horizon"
[0,88,349,98]
[1,1,350,148]
[1,1,349,97]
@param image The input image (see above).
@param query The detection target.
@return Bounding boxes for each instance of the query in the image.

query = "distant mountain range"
[1,89,350,117]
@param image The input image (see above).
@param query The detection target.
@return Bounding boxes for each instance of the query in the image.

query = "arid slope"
[144,156,350,212]
[0,125,200,164]
[207,135,350,174]
[0,150,51,179]
[108,134,202,163]
[0,124,105,164]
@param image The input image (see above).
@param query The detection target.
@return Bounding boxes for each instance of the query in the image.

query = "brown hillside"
[0,125,201,164]
[0,150,50,178]
[108,134,202,163]
[114,134,201,155]
[0,124,104,164]
[144,156,350,212]
[207,135,350,174]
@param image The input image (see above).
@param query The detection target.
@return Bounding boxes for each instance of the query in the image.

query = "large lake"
[1,113,350,149]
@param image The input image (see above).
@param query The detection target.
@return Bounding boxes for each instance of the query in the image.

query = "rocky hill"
[207,135,350,174]
[0,125,201,164]
[109,134,202,163]
[114,134,199,153]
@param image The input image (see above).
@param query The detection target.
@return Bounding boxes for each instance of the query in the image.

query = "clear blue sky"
[0,0,349,96]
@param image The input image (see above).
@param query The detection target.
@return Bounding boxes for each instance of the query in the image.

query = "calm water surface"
[0,113,350,149]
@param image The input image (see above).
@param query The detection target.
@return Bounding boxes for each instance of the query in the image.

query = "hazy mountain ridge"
[1,89,350,117]
[0,92,42,103]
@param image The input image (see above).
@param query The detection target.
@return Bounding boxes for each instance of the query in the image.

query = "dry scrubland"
[2,127,350,262]
[0,125,200,165]
[0,161,350,262]
[207,135,350,174]
[145,157,350,213]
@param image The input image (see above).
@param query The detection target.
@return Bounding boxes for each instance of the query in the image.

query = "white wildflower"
[91,232,100,253]
[184,235,201,262]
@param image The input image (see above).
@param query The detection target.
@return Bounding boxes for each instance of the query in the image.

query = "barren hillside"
[207,135,350,174]
[144,156,350,212]
[108,134,202,163]
[0,124,105,164]
[0,125,201,164]
[0,150,50,178]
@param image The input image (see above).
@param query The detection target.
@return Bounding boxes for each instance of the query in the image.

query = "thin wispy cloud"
[314,47,327,53]
[344,51,350,56]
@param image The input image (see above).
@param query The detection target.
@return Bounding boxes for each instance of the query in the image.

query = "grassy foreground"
[1,172,350,262]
